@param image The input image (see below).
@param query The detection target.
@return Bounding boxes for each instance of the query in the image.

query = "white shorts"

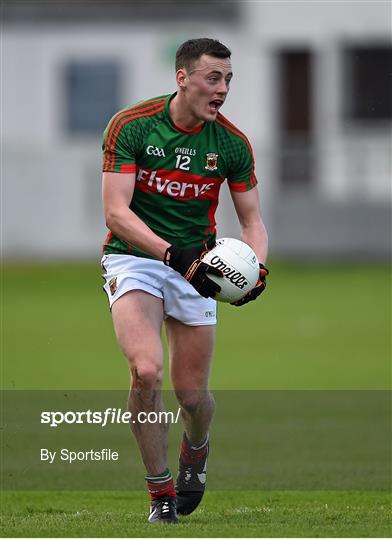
[101,254,217,326]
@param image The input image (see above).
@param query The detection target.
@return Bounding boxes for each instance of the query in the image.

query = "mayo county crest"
[109,277,117,296]
[205,153,219,171]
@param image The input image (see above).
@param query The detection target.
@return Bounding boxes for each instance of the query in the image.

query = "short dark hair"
[175,38,231,71]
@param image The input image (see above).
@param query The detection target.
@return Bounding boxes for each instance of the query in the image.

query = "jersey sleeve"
[102,111,142,173]
[226,137,258,192]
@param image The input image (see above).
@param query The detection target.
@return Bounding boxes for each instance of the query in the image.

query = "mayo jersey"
[102,92,257,258]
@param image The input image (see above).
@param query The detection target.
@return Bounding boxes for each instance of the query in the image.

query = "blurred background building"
[2,0,391,260]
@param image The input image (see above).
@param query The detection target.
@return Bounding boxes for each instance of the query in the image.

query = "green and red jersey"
[102,92,257,258]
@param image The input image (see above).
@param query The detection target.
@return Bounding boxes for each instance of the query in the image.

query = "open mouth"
[208,99,224,113]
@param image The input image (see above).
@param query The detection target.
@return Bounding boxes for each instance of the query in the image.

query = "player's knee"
[131,363,163,390]
[176,390,214,415]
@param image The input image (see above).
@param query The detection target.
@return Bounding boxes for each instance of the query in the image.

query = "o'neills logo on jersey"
[136,169,214,198]
[209,256,248,290]
[205,153,219,171]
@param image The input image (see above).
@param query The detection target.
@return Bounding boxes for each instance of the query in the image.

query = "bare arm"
[102,172,170,259]
[230,187,268,264]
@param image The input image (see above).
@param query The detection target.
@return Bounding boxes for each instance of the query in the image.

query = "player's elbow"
[104,209,112,229]
[104,208,119,230]
[241,217,267,236]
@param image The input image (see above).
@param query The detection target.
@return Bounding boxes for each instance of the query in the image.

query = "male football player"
[101,38,269,524]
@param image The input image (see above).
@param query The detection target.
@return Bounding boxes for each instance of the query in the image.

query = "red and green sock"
[181,433,209,464]
[145,468,176,500]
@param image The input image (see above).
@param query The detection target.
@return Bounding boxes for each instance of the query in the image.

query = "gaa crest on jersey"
[205,153,219,171]
[109,277,117,296]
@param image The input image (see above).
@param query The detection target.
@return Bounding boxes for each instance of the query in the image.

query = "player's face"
[183,54,233,123]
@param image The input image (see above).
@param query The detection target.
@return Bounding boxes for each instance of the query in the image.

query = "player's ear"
[176,68,188,90]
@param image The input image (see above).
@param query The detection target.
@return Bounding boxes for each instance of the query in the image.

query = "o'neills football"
[201,238,259,303]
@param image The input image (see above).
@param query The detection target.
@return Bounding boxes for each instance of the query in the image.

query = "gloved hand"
[231,263,269,307]
[164,244,222,298]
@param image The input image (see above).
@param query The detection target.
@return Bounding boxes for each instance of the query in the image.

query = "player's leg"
[112,290,165,472]
[112,291,177,523]
[166,319,215,443]
[165,318,216,515]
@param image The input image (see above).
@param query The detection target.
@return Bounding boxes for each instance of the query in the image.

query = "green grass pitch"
[1,491,391,537]
[3,260,389,390]
[1,260,390,537]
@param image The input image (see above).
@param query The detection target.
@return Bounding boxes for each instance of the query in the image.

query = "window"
[277,49,315,186]
[343,45,392,121]
[65,61,120,134]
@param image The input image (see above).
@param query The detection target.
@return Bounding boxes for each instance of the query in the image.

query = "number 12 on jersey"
[175,154,191,171]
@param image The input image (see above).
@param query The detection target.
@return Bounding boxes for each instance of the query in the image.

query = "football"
[201,238,259,303]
